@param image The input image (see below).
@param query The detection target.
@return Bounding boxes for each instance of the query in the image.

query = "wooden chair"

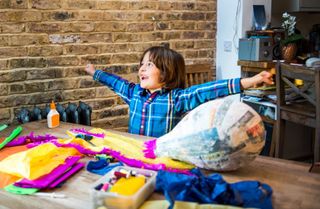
[185,64,213,87]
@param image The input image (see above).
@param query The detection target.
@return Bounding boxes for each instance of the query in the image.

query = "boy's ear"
[159,71,165,82]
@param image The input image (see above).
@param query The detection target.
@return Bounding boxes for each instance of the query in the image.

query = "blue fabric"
[94,70,241,137]
[156,169,273,209]
[86,158,123,175]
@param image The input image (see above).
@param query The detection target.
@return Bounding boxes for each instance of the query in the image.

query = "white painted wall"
[216,0,242,81]
[216,0,272,81]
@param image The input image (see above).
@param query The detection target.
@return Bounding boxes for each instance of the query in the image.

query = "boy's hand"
[85,64,96,76]
[240,71,274,90]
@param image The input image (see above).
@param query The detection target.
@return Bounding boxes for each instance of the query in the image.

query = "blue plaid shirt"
[94,70,241,137]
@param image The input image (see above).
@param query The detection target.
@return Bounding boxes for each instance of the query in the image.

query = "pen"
[32,192,67,198]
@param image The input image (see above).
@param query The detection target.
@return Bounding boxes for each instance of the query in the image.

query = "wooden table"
[1,121,320,209]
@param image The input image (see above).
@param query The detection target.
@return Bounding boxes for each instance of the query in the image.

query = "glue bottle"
[47,101,60,128]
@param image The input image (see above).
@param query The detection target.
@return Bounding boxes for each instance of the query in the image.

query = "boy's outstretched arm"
[85,64,96,76]
[240,71,274,90]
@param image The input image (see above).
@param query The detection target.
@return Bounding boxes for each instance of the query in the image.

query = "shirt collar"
[139,88,169,96]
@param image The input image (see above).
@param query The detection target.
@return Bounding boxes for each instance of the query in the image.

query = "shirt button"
[141,125,144,128]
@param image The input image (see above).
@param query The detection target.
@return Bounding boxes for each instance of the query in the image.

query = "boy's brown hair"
[139,46,186,89]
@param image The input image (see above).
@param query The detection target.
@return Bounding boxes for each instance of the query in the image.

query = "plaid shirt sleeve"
[93,70,136,104]
[174,78,241,112]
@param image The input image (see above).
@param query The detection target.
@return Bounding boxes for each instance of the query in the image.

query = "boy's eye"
[139,61,155,69]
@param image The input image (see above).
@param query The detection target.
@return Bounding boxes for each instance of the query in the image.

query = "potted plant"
[281,12,303,62]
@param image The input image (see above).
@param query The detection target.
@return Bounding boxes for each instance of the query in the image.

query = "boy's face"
[138,52,164,93]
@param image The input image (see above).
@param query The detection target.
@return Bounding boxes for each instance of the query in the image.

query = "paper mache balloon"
[143,98,266,171]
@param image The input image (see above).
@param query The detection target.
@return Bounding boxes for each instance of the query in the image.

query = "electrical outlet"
[223,41,232,52]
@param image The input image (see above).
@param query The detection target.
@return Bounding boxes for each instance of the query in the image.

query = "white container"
[90,166,157,209]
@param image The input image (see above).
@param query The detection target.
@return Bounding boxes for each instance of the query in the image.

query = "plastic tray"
[90,166,157,209]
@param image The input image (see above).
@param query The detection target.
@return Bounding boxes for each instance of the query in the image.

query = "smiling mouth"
[140,76,148,81]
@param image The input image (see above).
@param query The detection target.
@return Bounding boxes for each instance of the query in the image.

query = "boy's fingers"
[264,78,274,85]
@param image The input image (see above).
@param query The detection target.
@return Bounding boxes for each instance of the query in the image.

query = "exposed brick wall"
[0,0,217,131]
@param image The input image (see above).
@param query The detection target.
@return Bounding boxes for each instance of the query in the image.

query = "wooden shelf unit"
[238,60,277,156]
[237,60,276,74]
[276,62,320,162]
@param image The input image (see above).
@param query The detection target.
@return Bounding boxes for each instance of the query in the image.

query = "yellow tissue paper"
[139,200,170,209]
[0,143,79,180]
[139,200,246,209]
[173,201,247,209]
[62,128,194,170]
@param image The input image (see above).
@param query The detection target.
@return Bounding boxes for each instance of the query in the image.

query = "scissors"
[75,134,96,147]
